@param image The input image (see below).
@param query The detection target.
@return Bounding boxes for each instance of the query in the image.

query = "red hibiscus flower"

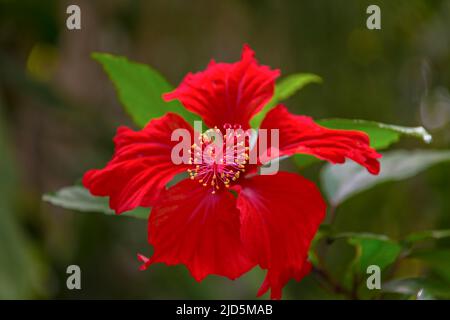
[83,45,381,299]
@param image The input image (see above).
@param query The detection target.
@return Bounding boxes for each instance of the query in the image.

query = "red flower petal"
[236,172,326,299]
[163,45,280,129]
[260,105,381,174]
[82,113,193,214]
[143,179,255,281]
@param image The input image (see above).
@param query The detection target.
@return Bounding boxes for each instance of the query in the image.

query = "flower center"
[187,125,249,194]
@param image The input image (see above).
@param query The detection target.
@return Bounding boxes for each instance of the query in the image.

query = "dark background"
[0,0,449,299]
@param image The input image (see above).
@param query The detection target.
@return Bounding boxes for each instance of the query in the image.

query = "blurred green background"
[0,0,449,299]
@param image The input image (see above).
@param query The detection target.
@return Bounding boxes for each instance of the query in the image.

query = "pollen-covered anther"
[186,124,250,194]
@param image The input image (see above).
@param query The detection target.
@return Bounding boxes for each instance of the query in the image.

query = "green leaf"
[92,52,199,128]
[308,224,333,267]
[270,73,322,106]
[294,120,432,168]
[404,229,450,244]
[383,277,450,299]
[0,110,46,298]
[320,150,450,206]
[346,234,402,274]
[331,233,402,274]
[250,73,322,128]
[317,119,432,150]
[332,232,392,242]
[43,186,149,219]
[332,233,401,295]
[293,154,320,169]
[409,249,450,283]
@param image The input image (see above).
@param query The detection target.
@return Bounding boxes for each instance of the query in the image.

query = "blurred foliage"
[0,106,47,298]
[43,185,149,219]
[1,0,450,299]
[321,149,450,206]
[251,73,322,127]
[92,52,200,127]
[295,119,432,167]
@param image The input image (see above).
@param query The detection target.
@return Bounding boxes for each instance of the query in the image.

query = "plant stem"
[313,267,354,298]
[328,205,337,224]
